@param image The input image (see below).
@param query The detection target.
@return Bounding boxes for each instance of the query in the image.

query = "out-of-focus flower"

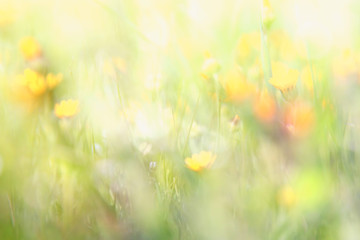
[46,73,63,90]
[223,69,255,103]
[19,37,42,61]
[237,32,261,64]
[269,62,299,92]
[278,185,296,209]
[185,151,216,172]
[284,101,314,137]
[201,57,220,80]
[253,90,276,123]
[262,0,275,30]
[54,99,79,119]
[17,69,62,97]
[18,68,46,96]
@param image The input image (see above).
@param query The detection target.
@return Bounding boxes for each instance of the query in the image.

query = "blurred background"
[0,0,360,239]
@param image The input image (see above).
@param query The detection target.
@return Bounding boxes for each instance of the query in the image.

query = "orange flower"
[253,90,276,123]
[54,99,79,119]
[284,102,314,137]
[19,37,42,61]
[185,151,216,172]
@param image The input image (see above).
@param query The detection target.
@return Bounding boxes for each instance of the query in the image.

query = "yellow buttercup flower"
[46,73,63,89]
[19,37,42,61]
[185,151,216,172]
[269,62,299,92]
[19,68,47,96]
[54,99,79,119]
[17,69,62,96]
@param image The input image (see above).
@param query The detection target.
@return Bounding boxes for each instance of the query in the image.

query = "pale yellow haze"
[285,0,353,48]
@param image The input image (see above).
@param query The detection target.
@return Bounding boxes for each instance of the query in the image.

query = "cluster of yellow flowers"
[17,68,62,96]
[17,36,79,119]
[185,1,320,170]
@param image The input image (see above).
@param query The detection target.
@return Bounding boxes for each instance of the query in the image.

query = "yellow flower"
[46,73,63,89]
[185,151,216,172]
[54,99,79,119]
[19,37,42,61]
[223,69,255,103]
[19,68,47,96]
[201,57,220,80]
[278,186,296,209]
[269,62,299,92]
